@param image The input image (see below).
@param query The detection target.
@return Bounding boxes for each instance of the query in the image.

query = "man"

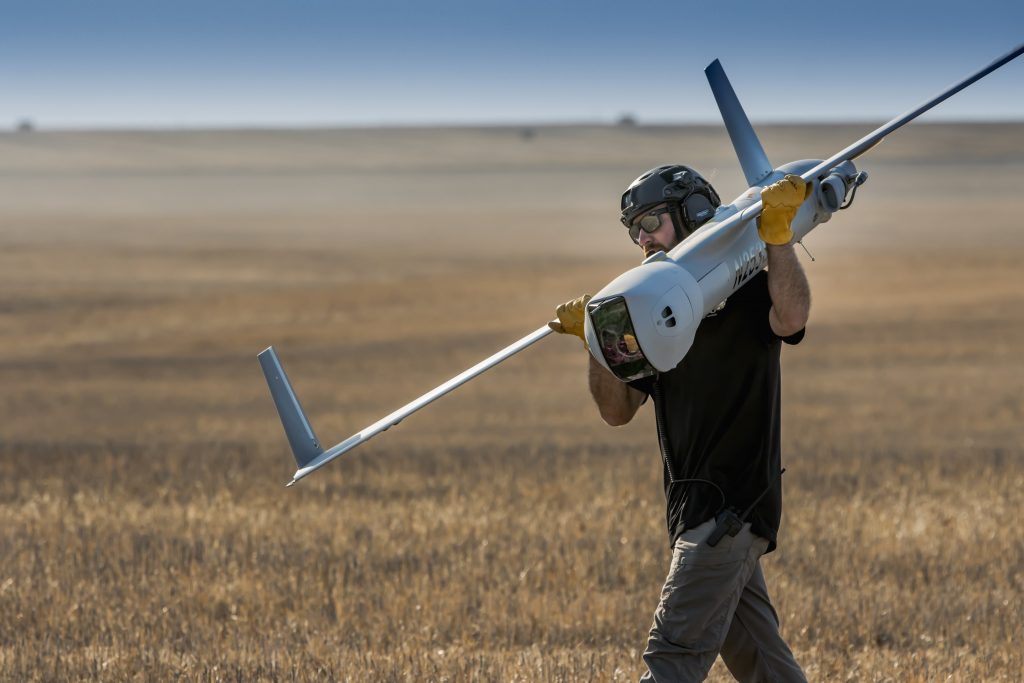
[550,165,810,682]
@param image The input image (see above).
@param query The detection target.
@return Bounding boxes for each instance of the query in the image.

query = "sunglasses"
[627,206,673,242]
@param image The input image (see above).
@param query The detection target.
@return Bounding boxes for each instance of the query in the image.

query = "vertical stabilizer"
[705,59,773,186]
[258,347,324,468]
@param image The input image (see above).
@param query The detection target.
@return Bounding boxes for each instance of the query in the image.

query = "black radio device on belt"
[706,468,786,547]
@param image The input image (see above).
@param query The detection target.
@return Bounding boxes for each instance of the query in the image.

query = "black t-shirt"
[630,270,803,552]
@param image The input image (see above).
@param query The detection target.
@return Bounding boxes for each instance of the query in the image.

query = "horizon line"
[5,117,1023,135]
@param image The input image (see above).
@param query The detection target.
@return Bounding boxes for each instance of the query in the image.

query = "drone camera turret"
[585,259,704,381]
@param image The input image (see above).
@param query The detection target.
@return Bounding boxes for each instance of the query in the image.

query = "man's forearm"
[589,355,643,426]
[766,244,811,336]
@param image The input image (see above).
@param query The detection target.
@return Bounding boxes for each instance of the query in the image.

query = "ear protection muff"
[680,192,716,232]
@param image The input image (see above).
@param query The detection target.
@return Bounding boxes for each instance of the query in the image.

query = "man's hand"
[549,294,592,343]
[759,174,812,245]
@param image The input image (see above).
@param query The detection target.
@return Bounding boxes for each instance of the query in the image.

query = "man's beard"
[642,242,672,259]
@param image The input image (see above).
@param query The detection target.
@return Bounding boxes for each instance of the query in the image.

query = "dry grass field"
[0,122,1022,681]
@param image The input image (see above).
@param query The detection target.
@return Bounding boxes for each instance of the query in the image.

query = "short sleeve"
[774,326,805,346]
[735,272,805,347]
[628,375,654,398]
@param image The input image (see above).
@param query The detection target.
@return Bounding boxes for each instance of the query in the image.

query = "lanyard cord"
[652,380,726,512]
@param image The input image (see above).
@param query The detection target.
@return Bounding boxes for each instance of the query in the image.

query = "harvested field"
[0,123,1022,681]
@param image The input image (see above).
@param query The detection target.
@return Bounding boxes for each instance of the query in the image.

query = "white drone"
[259,44,1023,486]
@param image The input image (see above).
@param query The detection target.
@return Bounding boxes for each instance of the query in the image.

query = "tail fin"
[705,59,773,186]
[257,347,324,468]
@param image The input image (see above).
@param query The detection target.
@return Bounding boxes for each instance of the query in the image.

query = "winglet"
[257,347,324,469]
[705,59,774,186]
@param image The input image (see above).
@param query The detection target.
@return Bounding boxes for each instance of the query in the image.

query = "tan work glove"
[548,294,592,345]
[759,174,812,245]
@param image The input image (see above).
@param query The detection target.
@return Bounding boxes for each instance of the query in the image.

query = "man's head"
[620,164,721,257]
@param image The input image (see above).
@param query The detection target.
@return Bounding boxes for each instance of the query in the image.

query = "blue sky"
[1,0,1021,129]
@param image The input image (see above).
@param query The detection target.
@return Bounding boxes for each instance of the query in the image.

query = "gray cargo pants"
[639,519,806,683]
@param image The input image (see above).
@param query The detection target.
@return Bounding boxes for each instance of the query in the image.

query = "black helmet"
[620,164,721,243]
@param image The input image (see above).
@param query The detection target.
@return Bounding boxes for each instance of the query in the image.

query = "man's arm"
[759,174,812,338]
[766,244,810,338]
[588,355,645,426]
[549,292,646,425]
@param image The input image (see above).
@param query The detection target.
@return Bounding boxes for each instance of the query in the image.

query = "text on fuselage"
[733,246,767,288]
